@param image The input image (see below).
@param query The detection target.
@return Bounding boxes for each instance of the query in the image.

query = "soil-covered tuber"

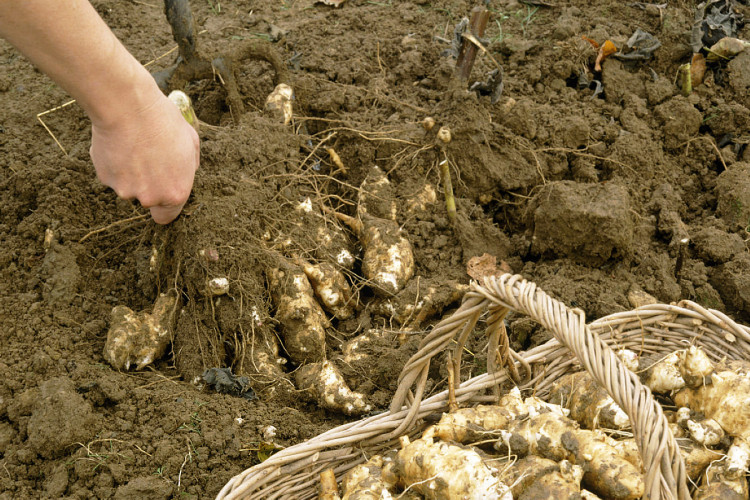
[506,456,585,500]
[295,360,371,416]
[549,371,630,431]
[103,290,177,370]
[269,261,328,365]
[299,259,357,320]
[495,412,644,500]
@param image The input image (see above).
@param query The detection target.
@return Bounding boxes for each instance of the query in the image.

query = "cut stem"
[455,6,490,82]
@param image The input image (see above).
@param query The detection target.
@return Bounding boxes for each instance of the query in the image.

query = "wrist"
[83,56,164,131]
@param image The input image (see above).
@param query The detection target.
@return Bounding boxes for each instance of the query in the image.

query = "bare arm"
[0,0,199,224]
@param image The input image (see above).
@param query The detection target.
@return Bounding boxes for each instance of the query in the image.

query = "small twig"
[79,213,149,243]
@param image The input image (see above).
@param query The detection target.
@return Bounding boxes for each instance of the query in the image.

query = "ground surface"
[1,0,750,498]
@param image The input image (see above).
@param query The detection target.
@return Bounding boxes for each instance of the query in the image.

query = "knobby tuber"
[496,412,645,500]
[295,360,371,416]
[506,456,585,500]
[428,387,569,444]
[396,435,512,500]
[269,262,328,365]
[265,83,294,125]
[298,259,356,320]
[339,455,394,500]
[104,290,177,370]
[548,371,631,431]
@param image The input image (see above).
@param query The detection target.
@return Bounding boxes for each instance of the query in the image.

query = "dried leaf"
[595,40,617,72]
[581,35,600,50]
[706,37,748,62]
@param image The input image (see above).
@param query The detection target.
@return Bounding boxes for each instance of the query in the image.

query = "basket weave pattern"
[218,273,750,500]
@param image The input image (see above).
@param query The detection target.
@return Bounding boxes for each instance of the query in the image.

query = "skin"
[0,0,200,224]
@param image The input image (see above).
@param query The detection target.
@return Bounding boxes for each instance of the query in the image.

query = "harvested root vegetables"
[678,345,714,388]
[673,350,750,442]
[269,261,328,364]
[298,259,357,320]
[694,462,749,500]
[506,456,585,500]
[679,438,724,481]
[340,328,399,364]
[495,412,644,500]
[319,468,341,500]
[104,290,177,370]
[396,435,512,500]
[329,168,415,296]
[676,407,726,447]
[637,351,685,393]
[429,387,569,443]
[295,360,371,416]
[548,371,631,431]
[339,455,395,500]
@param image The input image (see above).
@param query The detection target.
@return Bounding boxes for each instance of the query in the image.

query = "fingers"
[150,204,184,225]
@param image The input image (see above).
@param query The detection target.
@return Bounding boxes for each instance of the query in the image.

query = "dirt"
[1,0,749,498]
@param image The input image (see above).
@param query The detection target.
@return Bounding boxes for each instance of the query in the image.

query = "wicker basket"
[217,273,750,500]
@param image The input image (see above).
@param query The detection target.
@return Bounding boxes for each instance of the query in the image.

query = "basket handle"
[391,273,689,500]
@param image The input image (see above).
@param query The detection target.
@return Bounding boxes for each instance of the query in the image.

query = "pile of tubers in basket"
[318,344,750,499]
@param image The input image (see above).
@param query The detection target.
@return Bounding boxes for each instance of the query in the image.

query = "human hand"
[90,90,200,224]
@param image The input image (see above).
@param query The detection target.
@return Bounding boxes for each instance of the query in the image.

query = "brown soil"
[1,0,749,498]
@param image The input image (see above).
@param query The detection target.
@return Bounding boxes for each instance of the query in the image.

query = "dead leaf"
[595,40,617,72]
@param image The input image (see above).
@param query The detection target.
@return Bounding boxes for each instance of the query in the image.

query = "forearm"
[0,0,160,127]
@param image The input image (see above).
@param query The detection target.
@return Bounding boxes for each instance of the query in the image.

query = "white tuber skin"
[333,211,415,297]
[639,351,685,393]
[428,387,569,444]
[396,435,512,500]
[269,264,328,365]
[103,291,177,370]
[207,276,230,296]
[265,83,294,125]
[693,461,749,499]
[299,259,357,320]
[358,166,397,221]
[507,456,585,500]
[674,348,750,483]
[679,345,714,388]
[295,361,371,416]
